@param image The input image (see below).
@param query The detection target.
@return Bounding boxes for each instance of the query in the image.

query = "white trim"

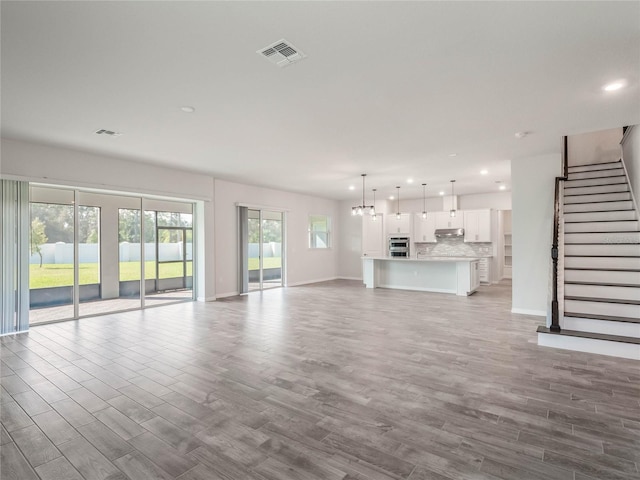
[538,332,640,360]
[196,296,217,302]
[379,284,456,295]
[337,276,363,281]
[512,308,547,317]
[619,149,639,214]
[216,291,239,298]
[287,277,340,287]
[235,202,289,212]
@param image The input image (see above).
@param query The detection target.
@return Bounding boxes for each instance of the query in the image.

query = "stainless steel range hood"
[434,228,465,238]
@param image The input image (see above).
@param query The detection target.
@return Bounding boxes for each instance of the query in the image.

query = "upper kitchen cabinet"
[463,209,492,242]
[385,213,413,236]
[362,213,384,257]
[434,211,464,230]
[414,213,436,243]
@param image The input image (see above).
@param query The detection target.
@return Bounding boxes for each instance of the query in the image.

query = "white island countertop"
[361,256,480,295]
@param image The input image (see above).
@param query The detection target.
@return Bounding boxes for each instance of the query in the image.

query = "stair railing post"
[550,136,568,333]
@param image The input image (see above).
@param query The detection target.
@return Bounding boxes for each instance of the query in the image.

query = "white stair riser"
[564,201,633,213]
[565,283,640,301]
[565,256,640,270]
[565,269,640,285]
[562,316,640,338]
[565,299,640,319]
[564,176,626,188]
[564,192,632,204]
[564,184,629,196]
[567,168,625,180]
[565,244,640,256]
[564,210,637,222]
[568,162,622,173]
[538,332,640,360]
[565,232,640,244]
[564,221,639,233]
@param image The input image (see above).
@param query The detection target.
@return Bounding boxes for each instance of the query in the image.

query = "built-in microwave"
[388,236,410,258]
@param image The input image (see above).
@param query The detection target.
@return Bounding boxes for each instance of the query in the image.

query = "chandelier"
[351,174,375,216]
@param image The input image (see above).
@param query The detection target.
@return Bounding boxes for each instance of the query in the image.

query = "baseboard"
[512,308,547,317]
[196,296,217,302]
[538,331,640,360]
[215,291,239,299]
[287,277,340,287]
[336,276,363,281]
[378,284,456,295]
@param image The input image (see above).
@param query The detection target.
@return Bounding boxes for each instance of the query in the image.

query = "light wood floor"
[1,280,639,480]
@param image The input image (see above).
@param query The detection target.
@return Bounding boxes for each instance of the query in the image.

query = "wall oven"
[388,236,410,258]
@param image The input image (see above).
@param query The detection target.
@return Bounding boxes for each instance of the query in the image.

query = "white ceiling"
[1,1,639,201]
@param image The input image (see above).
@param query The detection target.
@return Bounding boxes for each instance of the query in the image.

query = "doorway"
[240,208,284,293]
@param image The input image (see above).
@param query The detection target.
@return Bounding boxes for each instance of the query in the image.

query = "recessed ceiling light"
[448,153,457,157]
[603,81,626,92]
[499,185,507,190]
[348,185,355,190]
[480,169,488,175]
[180,106,196,113]
[515,131,529,139]
[389,195,394,200]
[407,178,414,184]
[439,191,445,196]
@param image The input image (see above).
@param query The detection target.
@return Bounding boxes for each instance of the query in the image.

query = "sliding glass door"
[242,208,284,293]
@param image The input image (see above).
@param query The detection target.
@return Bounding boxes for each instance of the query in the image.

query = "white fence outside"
[29,242,192,265]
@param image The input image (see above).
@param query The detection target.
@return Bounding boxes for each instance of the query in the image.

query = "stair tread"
[565,267,640,272]
[565,175,626,181]
[563,199,632,204]
[564,231,640,233]
[537,326,640,345]
[565,190,629,196]
[565,255,640,258]
[565,182,628,189]
[565,281,640,288]
[564,312,640,324]
[568,161,621,169]
[563,242,640,245]
[565,295,640,305]
[564,209,635,213]
[565,220,637,223]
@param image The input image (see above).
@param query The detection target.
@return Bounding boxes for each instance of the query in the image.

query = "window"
[309,215,331,249]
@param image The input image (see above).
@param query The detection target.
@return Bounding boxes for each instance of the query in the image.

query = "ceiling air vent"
[95,129,122,137]
[257,39,306,67]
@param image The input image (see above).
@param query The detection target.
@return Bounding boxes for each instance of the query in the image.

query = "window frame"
[308,214,331,249]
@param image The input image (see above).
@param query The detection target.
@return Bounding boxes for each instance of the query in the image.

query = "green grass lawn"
[29,261,193,289]
[29,258,280,289]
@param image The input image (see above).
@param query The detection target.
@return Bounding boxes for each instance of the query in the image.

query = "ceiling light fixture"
[372,189,377,221]
[389,196,394,200]
[396,186,401,220]
[603,81,625,92]
[421,183,427,219]
[439,191,445,196]
[449,153,457,157]
[499,185,507,191]
[515,131,528,139]
[351,174,375,217]
[480,169,488,175]
[180,106,195,113]
[449,180,456,217]
[349,185,355,190]
[407,178,414,184]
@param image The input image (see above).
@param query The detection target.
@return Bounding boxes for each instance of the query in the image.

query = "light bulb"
[396,213,401,220]
[357,207,363,216]
[370,207,376,216]
[422,211,427,219]
[351,208,357,216]
[372,214,377,221]
[450,209,456,218]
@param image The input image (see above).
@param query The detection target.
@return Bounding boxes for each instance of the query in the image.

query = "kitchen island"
[362,256,480,296]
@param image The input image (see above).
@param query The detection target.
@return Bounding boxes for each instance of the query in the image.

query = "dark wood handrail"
[550,136,568,332]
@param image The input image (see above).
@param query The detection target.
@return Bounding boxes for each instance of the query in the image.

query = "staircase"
[538,159,640,360]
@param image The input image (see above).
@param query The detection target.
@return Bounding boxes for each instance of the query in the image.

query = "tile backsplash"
[415,237,492,257]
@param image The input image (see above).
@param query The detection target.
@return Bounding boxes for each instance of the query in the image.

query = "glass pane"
[29,202,74,324]
[118,208,142,309]
[144,211,157,280]
[77,206,101,317]
[262,211,282,290]
[147,225,192,306]
[248,210,261,292]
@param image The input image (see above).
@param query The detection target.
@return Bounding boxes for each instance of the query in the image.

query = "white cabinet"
[463,209,492,242]
[471,261,480,292]
[362,213,384,257]
[385,213,413,236]
[434,211,463,230]
[413,213,436,243]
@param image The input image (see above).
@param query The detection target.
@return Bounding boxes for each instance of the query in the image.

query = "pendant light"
[421,183,427,219]
[395,186,401,220]
[351,174,375,216]
[372,189,377,220]
[449,180,456,217]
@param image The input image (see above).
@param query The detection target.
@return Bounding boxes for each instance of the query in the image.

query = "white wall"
[337,200,365,280]
[213,179,340,297]
[621,125,640,210]
[1,138,216,300]
[567,128,622,166]
[458,191,511,210]
[511,153,561,316]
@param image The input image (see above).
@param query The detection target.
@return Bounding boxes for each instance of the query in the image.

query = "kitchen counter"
[362,256,480,296]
